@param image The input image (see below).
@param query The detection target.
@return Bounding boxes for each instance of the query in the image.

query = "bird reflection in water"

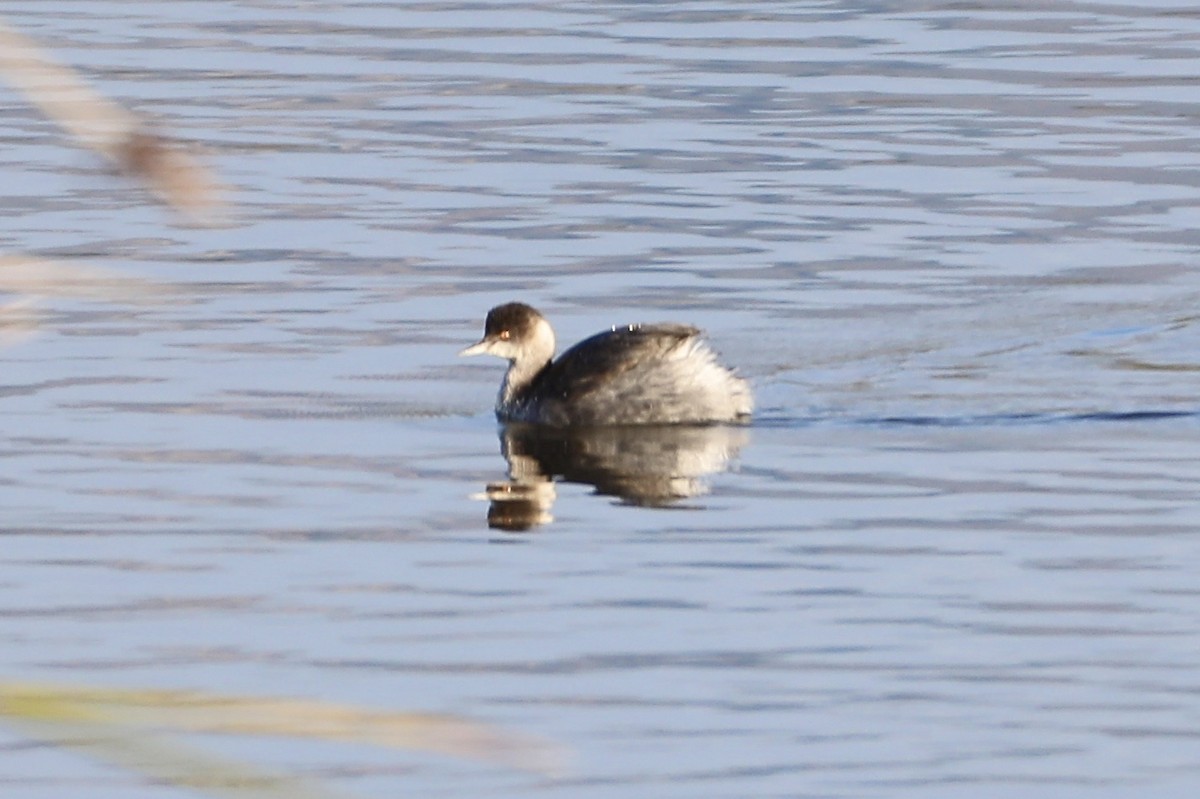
[482,423,749,531]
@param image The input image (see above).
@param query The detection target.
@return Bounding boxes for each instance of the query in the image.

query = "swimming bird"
[460,302,752,426]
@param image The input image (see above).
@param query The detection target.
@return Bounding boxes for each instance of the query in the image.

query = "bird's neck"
[500,356,551,406]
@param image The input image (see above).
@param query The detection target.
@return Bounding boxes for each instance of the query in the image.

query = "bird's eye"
[499,330,511,340]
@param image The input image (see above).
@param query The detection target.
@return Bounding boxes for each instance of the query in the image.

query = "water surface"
[2,2,1200,797]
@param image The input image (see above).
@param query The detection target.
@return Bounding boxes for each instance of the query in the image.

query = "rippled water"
[2,2,1200,797]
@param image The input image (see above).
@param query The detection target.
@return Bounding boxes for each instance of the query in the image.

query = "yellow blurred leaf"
[0,682,569,791]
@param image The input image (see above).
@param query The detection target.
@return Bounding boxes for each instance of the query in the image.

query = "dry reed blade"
[0,255,173,303]
[0,19,224,220]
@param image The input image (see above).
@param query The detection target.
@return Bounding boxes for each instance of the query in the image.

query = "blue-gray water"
[2,2,1200,797]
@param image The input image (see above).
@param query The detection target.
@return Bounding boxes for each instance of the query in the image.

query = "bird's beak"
[459,339,491,357]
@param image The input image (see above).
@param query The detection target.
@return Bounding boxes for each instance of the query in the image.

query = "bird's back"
[511,323,752,426]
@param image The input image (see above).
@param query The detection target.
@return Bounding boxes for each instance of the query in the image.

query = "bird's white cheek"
[493,341,520,359]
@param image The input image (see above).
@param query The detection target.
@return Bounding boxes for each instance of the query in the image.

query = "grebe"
[460,302,752,426]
